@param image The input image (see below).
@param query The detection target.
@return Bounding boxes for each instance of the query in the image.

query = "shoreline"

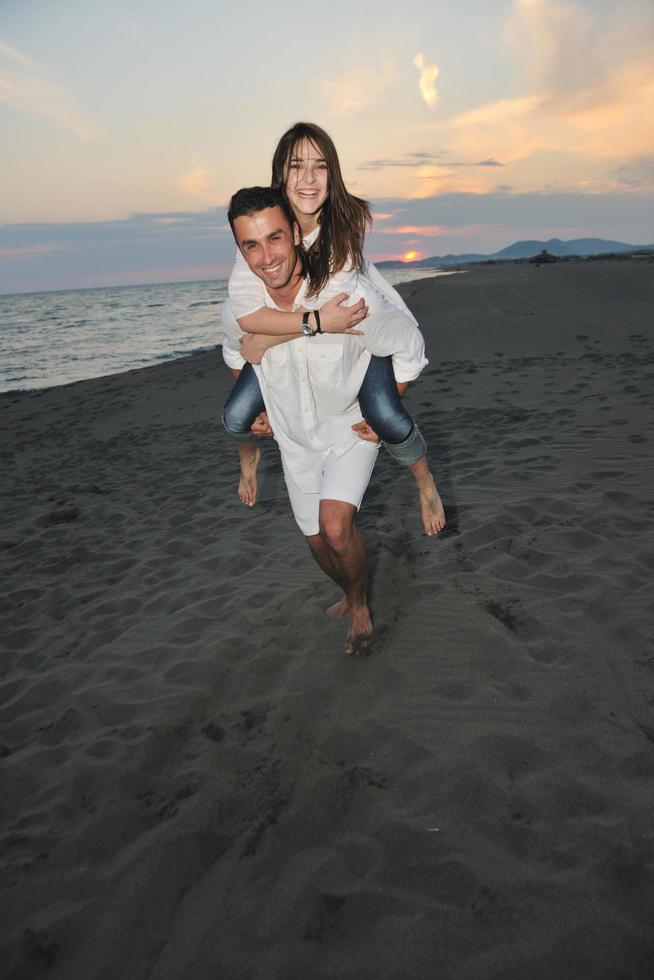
[2,254,649,399]
[0,344,221,400]
[0,267,457,397]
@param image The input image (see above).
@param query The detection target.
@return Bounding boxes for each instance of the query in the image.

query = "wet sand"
[1,259,653,979]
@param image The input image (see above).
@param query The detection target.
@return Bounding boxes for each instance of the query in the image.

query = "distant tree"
[530,249,556,265]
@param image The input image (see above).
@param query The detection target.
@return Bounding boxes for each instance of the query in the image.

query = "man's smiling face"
[233,206,302,293]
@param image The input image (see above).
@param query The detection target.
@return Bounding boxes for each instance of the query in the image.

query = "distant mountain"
[376,238,653,269]
[492,238,647,259]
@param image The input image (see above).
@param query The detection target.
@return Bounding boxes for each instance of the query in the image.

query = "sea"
[0,267,452,394]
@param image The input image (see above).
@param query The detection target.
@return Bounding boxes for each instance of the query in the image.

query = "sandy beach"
[1,259,653,979]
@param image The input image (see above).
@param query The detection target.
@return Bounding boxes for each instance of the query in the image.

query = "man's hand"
[240,333,271,365]
[317,293,367,335]
[251,411,273,437]
[351,420,381,444]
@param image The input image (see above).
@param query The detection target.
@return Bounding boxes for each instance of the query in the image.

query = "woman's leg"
[358,355,425,461]
[357,356,445,535]
[223,364,267,507]
[223,362,266,438]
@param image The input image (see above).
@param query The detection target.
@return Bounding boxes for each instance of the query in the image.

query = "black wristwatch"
[301,311,314,338]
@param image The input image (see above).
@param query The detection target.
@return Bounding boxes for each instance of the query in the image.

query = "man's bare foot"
[416,474,446,536]
[238,447,261,507]
[326,597,349,620]
[344,605,373,656]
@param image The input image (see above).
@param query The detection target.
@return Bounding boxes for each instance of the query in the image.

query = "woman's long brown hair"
[271,122,371,296]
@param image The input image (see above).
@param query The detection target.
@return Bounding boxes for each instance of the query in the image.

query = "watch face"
[302,323,312,337]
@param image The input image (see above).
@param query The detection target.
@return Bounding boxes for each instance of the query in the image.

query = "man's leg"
[283,442,378,655]
[222,364,265,507]
[307,500,372,655]
[357,355,445,536]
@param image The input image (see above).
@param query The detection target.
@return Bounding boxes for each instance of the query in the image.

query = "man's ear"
[293,222,301,246]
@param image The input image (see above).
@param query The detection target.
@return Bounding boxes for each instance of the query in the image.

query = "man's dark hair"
[227,186,296,238]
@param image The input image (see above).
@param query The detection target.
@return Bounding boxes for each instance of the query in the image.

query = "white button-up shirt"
[221,269,428,493]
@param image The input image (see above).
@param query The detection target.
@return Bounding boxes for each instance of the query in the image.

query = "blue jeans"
[223,356,426,466]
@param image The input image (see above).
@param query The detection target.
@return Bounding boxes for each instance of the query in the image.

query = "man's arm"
[239,332,298,364]
[221,301,300,367]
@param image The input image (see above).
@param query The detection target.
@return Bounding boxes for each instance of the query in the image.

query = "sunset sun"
[403,250,419,262]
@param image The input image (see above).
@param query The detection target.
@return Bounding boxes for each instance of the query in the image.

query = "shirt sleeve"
[310,269,428,383]
[228,247,267,320]
[359,305,428,382]
[219,300,246,371]
[344,270,429,382]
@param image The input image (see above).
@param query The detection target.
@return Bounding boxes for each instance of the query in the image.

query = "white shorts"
[282,441,379,537]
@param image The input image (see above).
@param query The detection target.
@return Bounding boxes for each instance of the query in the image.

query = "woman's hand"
[315,293,368,335]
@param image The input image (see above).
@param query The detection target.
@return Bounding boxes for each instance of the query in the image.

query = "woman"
[223,122,445,535]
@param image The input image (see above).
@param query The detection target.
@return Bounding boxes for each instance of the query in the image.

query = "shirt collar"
[263,273,308,312]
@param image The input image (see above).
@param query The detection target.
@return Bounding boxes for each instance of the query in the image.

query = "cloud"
[502,0,654,157]
[402,2,654,198]
[0,208,234,292]
[2,187,653,292]
[413,53,439,109]
[177,164,219,202]
[0,243,67,261]
[368,189,654,239]
[359,154,505,171]
[0,38,39,70]
[376,225,453,237]
[320,62,396,118]
[0,37,96,140]
[358,153,443,170]
[507,0,653,112]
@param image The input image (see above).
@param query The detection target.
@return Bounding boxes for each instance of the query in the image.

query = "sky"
[1,0,653,293]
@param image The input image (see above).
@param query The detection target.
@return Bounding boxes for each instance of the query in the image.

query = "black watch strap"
[313,309,322,334]
[302,311,314,336]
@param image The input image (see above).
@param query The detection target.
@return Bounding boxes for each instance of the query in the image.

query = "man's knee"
[319,501,356,553]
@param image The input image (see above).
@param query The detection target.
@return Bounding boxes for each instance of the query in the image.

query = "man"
[221,186,439,654]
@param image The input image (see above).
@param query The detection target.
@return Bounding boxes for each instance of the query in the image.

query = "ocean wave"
[1,280,227,392]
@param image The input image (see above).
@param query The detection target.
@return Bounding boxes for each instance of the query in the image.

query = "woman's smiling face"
[284,138,329,220]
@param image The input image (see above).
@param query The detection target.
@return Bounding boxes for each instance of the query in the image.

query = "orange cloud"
[401,1,654,198]
[413,53,439,109]
[177,164,218,201]
[382,225,452,236]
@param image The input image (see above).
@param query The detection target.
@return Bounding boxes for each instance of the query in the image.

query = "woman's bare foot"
[238,446,261,507]
[344,604,373,656]
[416,474,446,536]
[326,597,349,620]
[408,457,446,536]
